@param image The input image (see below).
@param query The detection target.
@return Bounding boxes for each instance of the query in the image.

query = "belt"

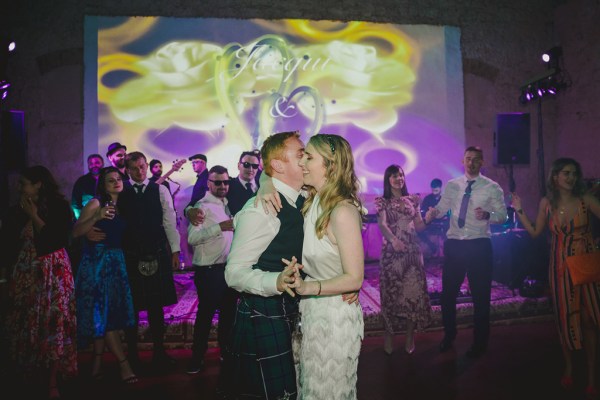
[195,263,226,269]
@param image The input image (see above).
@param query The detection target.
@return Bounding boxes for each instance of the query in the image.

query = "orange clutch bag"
[566,252,600,285]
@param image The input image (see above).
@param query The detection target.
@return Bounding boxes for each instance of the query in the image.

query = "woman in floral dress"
[2,166,77,399]
[375,164,432,355]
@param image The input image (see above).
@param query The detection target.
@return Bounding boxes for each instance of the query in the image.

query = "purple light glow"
[542,53,550,63]
[8,42,16,52]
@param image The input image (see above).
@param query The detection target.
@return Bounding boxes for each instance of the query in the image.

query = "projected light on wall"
[85,17,465,201]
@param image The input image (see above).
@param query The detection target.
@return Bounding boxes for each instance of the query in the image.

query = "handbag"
[565,251,600,285]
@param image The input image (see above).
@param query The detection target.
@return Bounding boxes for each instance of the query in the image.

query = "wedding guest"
[120,151,181,371]
[375,164,432,355]
[72,167,137,384]
[71,153,104,219]
[1,166,77,399]
[425,146,507,358]
[512,157,600,398]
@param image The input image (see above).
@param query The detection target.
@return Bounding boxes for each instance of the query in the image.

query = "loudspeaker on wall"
[494,113,530,165]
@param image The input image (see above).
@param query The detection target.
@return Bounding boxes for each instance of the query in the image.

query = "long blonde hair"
[303,134,363,238]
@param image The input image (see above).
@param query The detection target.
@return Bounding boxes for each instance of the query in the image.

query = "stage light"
[8,42,16,52]
[541,46,562,69]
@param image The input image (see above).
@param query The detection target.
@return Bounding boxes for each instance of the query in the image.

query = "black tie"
[457,180,475,228]
[245,182,253,194]
[134,183,145,197]
[295,195,305,209]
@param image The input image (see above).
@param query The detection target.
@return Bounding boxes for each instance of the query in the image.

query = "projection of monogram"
[85,17,464,195]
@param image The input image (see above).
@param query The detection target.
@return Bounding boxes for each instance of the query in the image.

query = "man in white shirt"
[426,146,507,358]
[185,165,237,375]
[220,131,304,399]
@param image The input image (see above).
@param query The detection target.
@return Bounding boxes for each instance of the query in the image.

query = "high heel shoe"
[119,358,139,384]
[585,386,597,399]
[405,335,415,355]
[560,375,573,389]
[49,385,60,400]
[91,352,104,380]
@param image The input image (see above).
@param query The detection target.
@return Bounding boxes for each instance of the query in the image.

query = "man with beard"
[186,151,261,225]
[149,159,172,195]
[185,165,237,374]
[71,153,104,219]
[106,142,130,187]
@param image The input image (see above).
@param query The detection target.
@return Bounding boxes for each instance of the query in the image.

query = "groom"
[221,131,306,399]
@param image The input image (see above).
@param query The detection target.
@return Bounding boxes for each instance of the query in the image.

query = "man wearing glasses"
[226,151,261,216]
[186,151,261,225]
[185,165,237,374]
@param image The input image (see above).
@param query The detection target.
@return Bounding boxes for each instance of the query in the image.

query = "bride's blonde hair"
[303,134,363,238]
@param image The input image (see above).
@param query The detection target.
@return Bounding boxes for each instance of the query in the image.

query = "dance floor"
[135,257,553,348]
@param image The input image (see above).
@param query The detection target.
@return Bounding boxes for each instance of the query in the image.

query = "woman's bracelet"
[316,280,322,296]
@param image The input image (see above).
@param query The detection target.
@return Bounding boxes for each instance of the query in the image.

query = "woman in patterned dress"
[2,166,77,399]
[512,158,600,398]
[375,164,432,355]
[72,166,137,383]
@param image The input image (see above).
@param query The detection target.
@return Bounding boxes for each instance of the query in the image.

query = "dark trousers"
[191,264,238,359]
[125,304,166,358]
[441,238,493,346]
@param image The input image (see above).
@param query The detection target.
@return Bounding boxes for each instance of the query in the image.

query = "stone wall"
[3,0,598,217]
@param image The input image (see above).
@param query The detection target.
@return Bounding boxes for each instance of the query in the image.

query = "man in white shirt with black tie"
[185,165,237,374]
[426,146,507,358]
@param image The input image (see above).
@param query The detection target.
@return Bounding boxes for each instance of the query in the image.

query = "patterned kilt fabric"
[222,293,299,400]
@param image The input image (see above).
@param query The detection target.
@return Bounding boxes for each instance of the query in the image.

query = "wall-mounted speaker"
[493,113,530,165]
[0,110,27,171]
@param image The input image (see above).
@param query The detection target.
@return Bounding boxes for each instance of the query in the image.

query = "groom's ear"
[270,159,284,174]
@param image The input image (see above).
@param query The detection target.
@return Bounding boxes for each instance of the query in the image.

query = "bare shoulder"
[331,200,362,222]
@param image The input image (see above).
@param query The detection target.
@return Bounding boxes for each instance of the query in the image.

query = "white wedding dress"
[298,196,364,400]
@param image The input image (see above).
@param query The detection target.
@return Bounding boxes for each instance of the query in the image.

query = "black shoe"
[465,344,487,358]
[439,337,454,353]
[185,358,205,375]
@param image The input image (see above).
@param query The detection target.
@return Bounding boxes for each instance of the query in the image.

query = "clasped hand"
[278,256,304,297]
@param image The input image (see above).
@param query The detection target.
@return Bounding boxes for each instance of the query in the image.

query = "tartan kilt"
[222,293,299,400]
[124,242,177,311]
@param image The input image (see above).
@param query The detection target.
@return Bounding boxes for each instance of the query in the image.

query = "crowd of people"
[1,135,599,400]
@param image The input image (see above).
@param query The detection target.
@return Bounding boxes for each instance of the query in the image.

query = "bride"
[261,133,364,399]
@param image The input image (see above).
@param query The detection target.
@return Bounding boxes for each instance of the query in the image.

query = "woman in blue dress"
[73,167,137,383]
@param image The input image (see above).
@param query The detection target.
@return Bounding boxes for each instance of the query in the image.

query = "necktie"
[245,182,253,194]
[457,180,475,228]
[134,183,145,196]
[295,195,305,209]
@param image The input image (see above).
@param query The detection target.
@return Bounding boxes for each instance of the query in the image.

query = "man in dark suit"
[106,142,130,186]
[119,151,181,371]
[187,153,208,207]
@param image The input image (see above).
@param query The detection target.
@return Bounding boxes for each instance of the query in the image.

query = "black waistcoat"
[253,192,303,273]
[120,182,167,255]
